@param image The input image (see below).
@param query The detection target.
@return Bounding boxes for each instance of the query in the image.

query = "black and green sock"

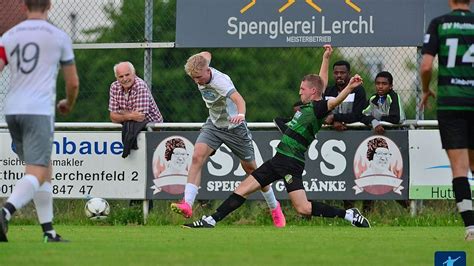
[311,201,346,218]
[452,177,474,227]
[211,193,246,222]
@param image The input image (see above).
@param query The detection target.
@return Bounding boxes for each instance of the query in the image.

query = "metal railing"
[0,120,439,130]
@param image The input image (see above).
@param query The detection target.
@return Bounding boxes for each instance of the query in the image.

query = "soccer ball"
[84,197,110,220]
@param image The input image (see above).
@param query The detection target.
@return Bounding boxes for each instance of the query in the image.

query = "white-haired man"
[108,61,163,124]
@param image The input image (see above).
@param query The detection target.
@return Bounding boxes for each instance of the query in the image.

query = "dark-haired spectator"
[361,71,405,135]
[324,60,367,131]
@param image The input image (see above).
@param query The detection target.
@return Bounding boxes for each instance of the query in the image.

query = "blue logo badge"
[435,251,466,266]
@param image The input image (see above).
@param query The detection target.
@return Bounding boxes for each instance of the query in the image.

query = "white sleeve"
[60,32,75,64]
[212,72,236,97]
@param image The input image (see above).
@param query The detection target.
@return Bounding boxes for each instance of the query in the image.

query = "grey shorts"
[6,114,54,167]
[196,120,255,162]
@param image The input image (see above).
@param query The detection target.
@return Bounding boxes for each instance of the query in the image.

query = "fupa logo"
[434,251,466,266]
[240,0,362,14]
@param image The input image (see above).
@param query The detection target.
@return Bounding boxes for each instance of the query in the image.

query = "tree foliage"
[56,0,369,123]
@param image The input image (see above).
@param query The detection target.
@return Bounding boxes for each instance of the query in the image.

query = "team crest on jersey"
[284,174,293,184]
[293,111,302,119]
[201,89,218,101]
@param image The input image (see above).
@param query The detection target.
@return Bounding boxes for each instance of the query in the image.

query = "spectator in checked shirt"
[108,61,163,123]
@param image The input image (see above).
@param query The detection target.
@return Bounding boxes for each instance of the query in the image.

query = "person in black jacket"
[324,60,367,131]
[323,60,368,211]
[361,71,405,135]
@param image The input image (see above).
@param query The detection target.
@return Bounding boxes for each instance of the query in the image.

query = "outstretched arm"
[327,75,363,111]
[319,44,333,94]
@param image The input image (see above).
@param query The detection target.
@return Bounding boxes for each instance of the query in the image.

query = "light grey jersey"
[2,19,74,115]
[198,67,239,129]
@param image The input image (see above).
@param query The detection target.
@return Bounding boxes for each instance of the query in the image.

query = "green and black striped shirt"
[276,100,328,163]
[422,9,474,111]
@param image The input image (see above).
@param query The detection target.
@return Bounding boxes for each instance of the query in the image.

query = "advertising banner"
[176,0,424,47]
[0,132,147,199]
[409,130,474,199]
[146,130,409,200]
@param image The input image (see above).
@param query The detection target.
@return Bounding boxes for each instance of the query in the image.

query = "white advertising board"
[0,132,146,199]
[409,130,474,199]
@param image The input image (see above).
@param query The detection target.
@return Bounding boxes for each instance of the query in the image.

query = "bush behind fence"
[0,0,438,123]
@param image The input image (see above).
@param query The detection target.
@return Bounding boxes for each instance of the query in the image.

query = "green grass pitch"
[0,225,472,265]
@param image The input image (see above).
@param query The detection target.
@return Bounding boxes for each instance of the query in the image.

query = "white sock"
[261,187,278,210]
[7,174,40,210]
[46,230,57,237]
[33,182,53,224]
[204,215,216,226]
[344,209,354,222]
[2,208,11,221]
[184,183,199,206]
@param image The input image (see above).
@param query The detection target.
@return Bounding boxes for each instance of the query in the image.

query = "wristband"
[237,113,245,117]
[371,119,381,128]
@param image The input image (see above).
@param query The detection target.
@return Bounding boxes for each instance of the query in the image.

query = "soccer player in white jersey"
[0,0,79,242]
[170,51,286,227]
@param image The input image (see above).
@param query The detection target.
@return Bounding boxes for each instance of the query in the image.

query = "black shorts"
[437,110,474,149]
[252,153,305,193]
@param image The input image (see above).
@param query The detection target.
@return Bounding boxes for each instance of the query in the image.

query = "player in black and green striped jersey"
[420,0,474,241]
[184,45,371,229]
